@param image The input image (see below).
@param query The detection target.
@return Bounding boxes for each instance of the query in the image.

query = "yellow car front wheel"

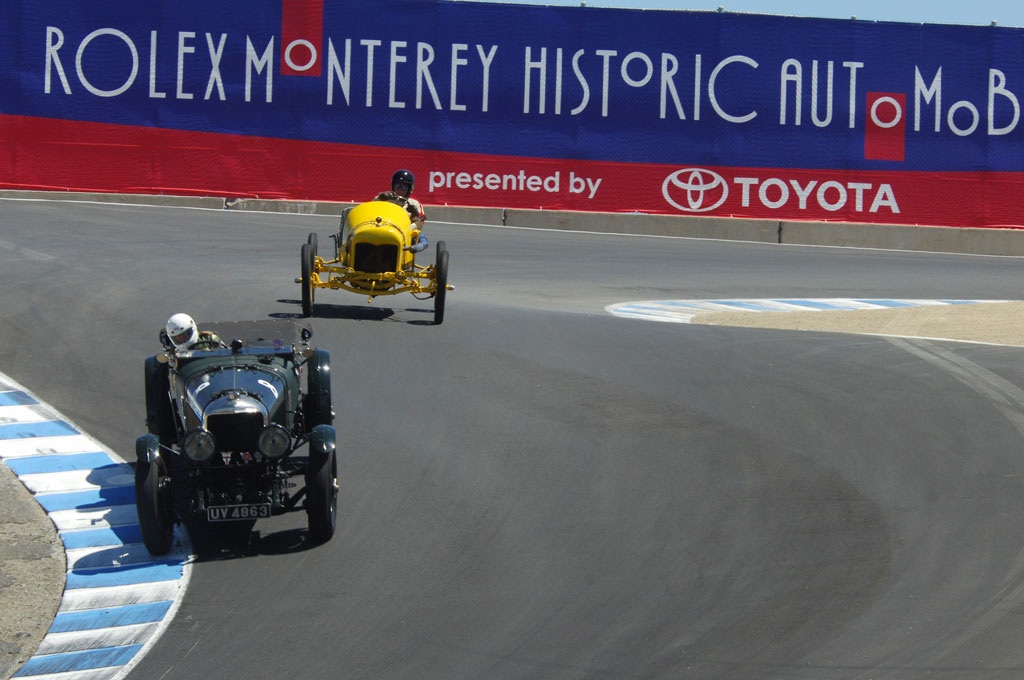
[300,242,314,318]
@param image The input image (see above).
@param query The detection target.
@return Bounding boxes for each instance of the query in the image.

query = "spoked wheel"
[136,455,174,556]
[433,241,449,326]
[300,242,314,318]
[307,232,318,258]
[305,425,338,544]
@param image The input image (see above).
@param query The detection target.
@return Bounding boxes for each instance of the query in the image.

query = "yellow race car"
[298,200,451,324]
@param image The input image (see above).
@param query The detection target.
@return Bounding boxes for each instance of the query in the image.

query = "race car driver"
[375,169,429,253]
[163,313,225,352]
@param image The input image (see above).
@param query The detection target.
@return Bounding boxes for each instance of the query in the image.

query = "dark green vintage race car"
[136,320,337,555]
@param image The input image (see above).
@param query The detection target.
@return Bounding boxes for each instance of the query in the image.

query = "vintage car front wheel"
[433,241,449,326]
[300,242,314,318]
[305,425,338,543]
[136,456,174,556]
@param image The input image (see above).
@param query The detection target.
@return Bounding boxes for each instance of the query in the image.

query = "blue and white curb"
[606,298,1012,323]
[0,372,190,680]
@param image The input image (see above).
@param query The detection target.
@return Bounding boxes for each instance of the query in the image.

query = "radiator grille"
[207,412,263,453]
[354,243,399,273]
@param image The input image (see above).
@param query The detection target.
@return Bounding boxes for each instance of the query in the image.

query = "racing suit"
[375,191,429,253]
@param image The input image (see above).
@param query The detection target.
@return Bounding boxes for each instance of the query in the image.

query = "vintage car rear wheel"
[136,457,174,556]
[305,426,338,543]
[300,242,314,318]
[433,242,449,326]
[304,348,333,431]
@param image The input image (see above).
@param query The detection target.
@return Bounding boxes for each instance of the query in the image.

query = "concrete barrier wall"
[6,189,1024,256]
[777,220,1024,256]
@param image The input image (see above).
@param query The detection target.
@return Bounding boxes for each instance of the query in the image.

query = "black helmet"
[391,169,415,194]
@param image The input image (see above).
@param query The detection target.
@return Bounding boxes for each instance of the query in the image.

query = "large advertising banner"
[2,0,1023,228]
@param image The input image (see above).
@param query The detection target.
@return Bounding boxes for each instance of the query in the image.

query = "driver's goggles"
[171,329,192,344]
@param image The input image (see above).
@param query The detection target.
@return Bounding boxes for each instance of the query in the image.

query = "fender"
[308,424,337,466]
[135,433,161,464]
[304,348,333,430]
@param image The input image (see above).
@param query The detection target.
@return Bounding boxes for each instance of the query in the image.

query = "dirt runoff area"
[0,462,64,679]
[689,300,1024,347]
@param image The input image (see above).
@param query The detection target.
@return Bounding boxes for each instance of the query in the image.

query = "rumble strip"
[0,372,190,680]
[605,298,1009,323]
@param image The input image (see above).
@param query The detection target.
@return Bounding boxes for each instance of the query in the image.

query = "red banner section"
[1,114,1019,229]
[865,93,907,162]
[280,0,323,76]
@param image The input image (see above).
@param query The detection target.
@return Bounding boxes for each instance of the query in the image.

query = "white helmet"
[166,313,198,349]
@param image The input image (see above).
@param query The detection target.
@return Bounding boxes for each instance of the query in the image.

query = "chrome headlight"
[183,428,217,461]
[257,424,291,459]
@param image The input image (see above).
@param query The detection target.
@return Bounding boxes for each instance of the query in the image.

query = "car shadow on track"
[273,299,394,322]
[273,299,437,325]
[185,520,323,560]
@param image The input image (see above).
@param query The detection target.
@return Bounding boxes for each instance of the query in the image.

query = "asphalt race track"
[5,199,1024,679]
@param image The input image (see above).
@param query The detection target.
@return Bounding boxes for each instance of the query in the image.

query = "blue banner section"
[3,0,1023,173]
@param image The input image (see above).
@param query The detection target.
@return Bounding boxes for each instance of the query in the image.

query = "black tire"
[300,242,313,318]
[307,231,318,258]
[306,426,338,543]
[136,456,174,556]
[433,243,449,326]
[304,348,333,431]
[337,208,351,262]
[144,356,177,445]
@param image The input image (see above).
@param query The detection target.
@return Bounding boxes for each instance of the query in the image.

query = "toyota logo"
[662,168,728,213]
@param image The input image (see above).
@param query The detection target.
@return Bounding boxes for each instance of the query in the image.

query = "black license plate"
[207,504,271,522]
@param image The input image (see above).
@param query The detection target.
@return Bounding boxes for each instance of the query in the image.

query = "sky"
[455,0,1024,27]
